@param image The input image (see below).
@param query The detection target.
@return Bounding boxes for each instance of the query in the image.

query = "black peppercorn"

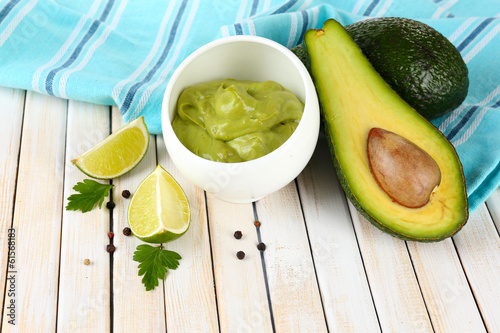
[123,227,132,236]
[257,242,266,251]
[234,230,242,239]
[106,244,116,253]
[122,190,131,199]
[254,220,261,227]
[236,251,245,260]
[106,201,115,210]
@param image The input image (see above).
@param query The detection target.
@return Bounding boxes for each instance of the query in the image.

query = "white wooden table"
[1,85,500,332]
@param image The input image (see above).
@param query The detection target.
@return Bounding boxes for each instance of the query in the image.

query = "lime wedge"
[128,165,190,244]
[72,116,149,179]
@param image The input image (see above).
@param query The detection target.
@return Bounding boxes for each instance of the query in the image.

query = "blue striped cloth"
[0,0,498,213]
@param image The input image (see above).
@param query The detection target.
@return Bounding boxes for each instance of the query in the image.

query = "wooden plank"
[203,194,273,333]
[111,108,166,332]
[156,135,220,332]
[296,137,380,332]
[0,87,25,330]
[349,205,433,332]
[256,183,328,332]
[407,239,485,332]
[1,92,67,331]
[453,203,500,331]
[56,101,111,332]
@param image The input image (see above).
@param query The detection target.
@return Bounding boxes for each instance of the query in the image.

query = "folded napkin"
[0,0,498,212]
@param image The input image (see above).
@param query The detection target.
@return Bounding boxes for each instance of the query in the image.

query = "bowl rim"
[161,34,319,168]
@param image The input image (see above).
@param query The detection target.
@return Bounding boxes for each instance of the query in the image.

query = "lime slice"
[72,116,149,179]
[128,165,190,243]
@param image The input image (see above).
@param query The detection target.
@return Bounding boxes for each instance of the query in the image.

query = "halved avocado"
[305,19,468,242]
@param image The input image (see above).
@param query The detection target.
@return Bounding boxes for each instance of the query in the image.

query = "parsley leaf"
[66,179,114,213]
[133,244,182,291]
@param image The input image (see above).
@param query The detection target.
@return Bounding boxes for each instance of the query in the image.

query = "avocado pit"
[367,128,441,208]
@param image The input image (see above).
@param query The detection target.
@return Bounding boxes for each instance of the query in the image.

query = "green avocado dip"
[172,79,304,163]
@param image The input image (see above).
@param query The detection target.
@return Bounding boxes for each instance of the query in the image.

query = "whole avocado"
[344,17,469,119]
[291,17,469,120]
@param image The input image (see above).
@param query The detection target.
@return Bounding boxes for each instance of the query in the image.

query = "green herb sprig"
[66,179,114,213]
[133,244,182,291]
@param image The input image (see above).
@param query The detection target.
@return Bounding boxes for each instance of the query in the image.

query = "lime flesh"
[128,165,190,244]
[72,116,149,179]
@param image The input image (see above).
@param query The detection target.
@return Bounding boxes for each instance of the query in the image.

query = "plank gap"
[252,201,276,333]
[155,136,168,333]
[345,199,383,332]
[404,241,436,333]
[108,107,114,333]
[293,179,330,333]
[160,276,167,332]
[6,91,27,224]
[450,237,489,331]
[54,99,70,333]
[0,89,27,329]
[108,183,115,333]
[161,276,167,333]
[203,191,222,333]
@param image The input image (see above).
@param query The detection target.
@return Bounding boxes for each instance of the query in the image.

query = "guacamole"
[172,79,304,162]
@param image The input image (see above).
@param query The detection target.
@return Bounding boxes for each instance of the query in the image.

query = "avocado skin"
[290,42,310,72]
[291,17,469,120]
[345,17,469,120]
[305,19,468,242]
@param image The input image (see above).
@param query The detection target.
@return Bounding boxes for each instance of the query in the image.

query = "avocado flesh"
[305,19,468,241]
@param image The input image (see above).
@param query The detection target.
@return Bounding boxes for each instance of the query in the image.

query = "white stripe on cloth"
[375,0,393,17]
[453,102,497,146]
[131,0,200,119]
[221,1,248,39]
[352,0,366,15]
[439,103,468,132]
[463,21,500,63]
[235,0,249,22]
[59,0,128,98]
[431,0,459,19]
[448,17,477,43]
[111,1,177,101]
[263,0,272,11]
[221,25,230,37]
[248,19,257,35]
[32,0,102,93]
[297,0,313,12]
[311,6,319,29]
[0,0,38,48]
[439,84,500,133]
[287,12,298,48]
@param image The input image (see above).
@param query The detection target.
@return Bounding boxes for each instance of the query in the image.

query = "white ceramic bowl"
[161,35,320,203]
